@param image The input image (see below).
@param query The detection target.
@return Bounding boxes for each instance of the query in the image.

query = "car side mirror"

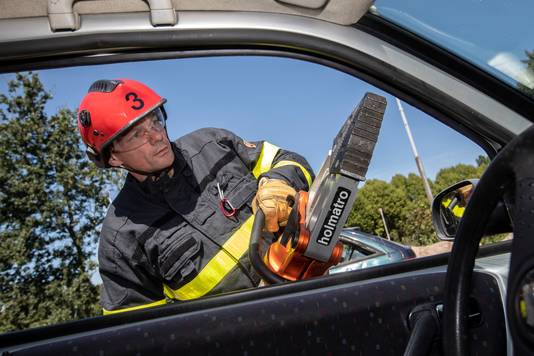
[432,179,512,241]
[432,180,477,241]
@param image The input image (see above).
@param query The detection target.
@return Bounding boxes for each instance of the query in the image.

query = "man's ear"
[107,149,123,168]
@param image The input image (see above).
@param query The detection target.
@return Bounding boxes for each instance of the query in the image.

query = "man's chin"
[154,150,175,170]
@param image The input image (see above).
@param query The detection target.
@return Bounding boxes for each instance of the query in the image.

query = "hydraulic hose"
[249,209,286,284]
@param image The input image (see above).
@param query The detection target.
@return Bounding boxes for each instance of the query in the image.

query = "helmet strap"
[118,163,172,180]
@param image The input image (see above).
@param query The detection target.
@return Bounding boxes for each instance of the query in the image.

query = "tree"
[519,50,534,98]
[391,173,435,245]
[347,176,435,246]
[347,179,405,240]
[433,162,482,194]
[475,155,490,168]
[0,73,117,332]
[347,157,490,247]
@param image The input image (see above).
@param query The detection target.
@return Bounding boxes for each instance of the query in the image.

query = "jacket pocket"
[215,172,257,211]
[158,229,202,282]
[194,201,215,225]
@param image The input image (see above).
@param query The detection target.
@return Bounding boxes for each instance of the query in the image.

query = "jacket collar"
[132,142,188,196]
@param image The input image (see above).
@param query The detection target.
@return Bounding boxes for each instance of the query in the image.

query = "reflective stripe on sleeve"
[443,198,465,218]
[252,142,280,178]
[165,215,254,300]
[102,298,167,315]
[451,205,465,218]
[272,160,313,188]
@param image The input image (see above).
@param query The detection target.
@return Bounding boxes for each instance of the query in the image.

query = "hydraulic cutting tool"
[250,92,387,283]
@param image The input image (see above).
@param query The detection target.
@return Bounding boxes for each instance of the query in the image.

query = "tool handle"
[249,209,286,284]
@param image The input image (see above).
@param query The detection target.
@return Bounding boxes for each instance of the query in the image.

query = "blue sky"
[377,0,532,56]
[375,0,534,90]
[1,56,485,183]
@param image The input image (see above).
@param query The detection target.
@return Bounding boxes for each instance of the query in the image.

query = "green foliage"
[481,233,511,245]
[347,176,435,246]
[347,179,405,241]
[0,73,116,332]
[434,164,478,194]
[519,50,534,98]
[347,155,490,246]
[475,155,490,168]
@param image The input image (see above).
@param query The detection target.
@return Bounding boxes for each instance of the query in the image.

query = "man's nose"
[147,128,166,144]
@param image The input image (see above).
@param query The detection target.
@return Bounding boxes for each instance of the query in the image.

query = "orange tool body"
[263,191,343,281]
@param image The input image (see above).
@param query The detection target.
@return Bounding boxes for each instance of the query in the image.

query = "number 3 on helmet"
[77,78,167,168]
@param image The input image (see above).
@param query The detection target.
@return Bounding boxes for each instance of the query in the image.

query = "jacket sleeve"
[260,149,314,191]
[211,128,315,190]
[98,221,167,315]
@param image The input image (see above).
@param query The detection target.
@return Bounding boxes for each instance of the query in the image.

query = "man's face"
[108,110,175,178]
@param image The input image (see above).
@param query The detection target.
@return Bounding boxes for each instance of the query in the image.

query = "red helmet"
[77,79,167,168]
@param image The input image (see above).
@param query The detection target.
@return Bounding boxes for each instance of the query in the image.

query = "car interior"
[1,0,533,355]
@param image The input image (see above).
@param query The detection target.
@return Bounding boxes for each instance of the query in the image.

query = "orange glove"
[252,178,297,232]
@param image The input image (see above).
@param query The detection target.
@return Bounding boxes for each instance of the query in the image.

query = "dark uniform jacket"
[99,128,314,314]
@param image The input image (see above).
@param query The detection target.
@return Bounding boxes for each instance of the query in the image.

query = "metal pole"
[396,98,434,205]
[379,208,391,240]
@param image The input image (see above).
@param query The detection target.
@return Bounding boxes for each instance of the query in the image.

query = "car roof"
[0,0,372,27]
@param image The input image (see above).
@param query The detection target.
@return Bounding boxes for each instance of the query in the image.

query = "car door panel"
[4,270,505,355]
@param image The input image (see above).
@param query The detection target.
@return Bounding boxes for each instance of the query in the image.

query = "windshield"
[372,0,534,100]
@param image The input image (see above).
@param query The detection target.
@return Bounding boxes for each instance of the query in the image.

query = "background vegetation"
[346,158,488,246]
[0,73,118,332]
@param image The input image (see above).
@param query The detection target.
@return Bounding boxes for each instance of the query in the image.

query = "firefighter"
[439,183,474,237]
[78,79,314,314]
[442,184,473,219]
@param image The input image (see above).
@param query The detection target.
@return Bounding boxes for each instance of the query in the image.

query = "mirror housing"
[432,180,477,241]
[432,179,512,241]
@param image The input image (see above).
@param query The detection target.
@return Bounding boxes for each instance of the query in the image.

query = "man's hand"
[252,178,297,232]
[457,184,474,205]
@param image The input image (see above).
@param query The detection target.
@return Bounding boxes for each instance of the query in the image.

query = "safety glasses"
[112,107,167,152]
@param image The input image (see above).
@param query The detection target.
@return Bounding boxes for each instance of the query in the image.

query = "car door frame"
[0,8,527,354]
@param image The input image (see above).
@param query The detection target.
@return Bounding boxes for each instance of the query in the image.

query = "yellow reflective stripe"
[102,298,167,315]
[166,215,254,300]
[443,198,465,218]
[520,299,527,318]
[163,284,175,299]
[452,205,465,218]
[272,160,313,188]
[252,141,280,178]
